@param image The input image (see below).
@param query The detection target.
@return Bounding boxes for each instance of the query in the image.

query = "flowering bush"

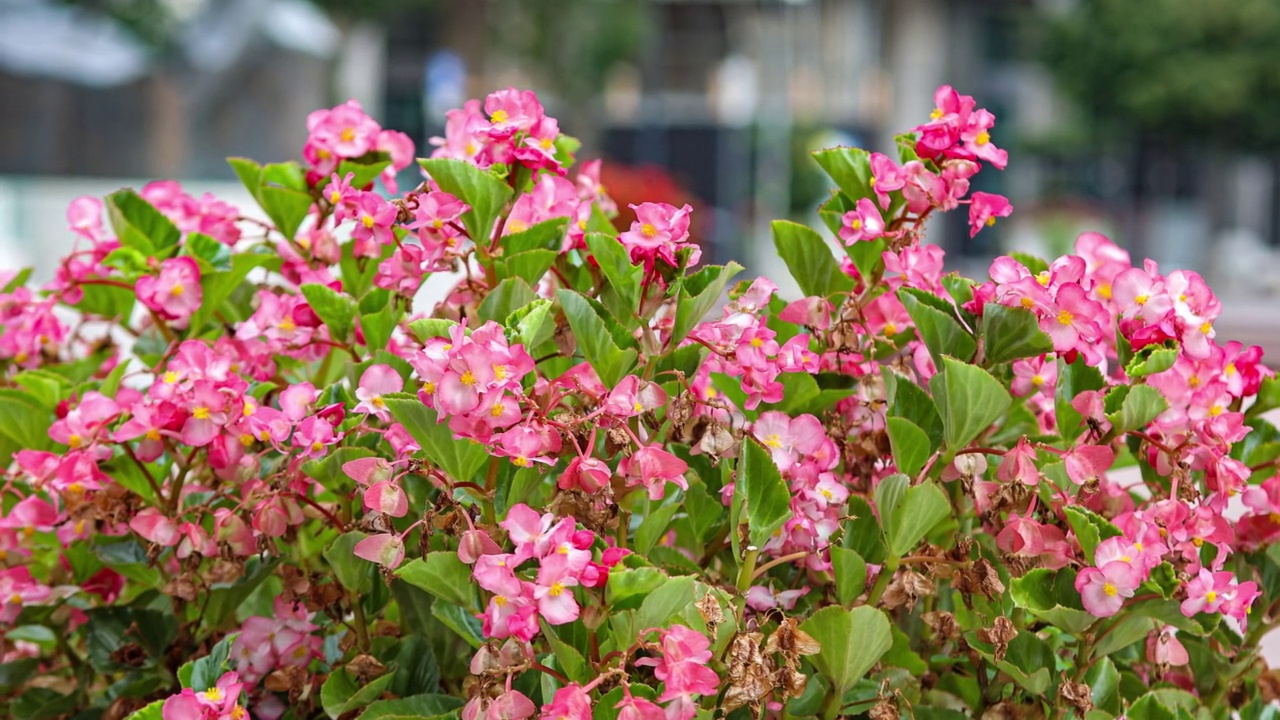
[2,85,1279,720]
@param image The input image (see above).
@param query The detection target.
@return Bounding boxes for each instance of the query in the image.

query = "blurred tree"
[1041,0,1280,150]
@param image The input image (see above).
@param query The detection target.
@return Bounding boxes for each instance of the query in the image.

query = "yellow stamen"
[491,403,505,418]
[975,131,990,146]
[513,456,530,467]
[146,428,161,442]
[490,109,510,124]
[548,582,565,597]
[1205,590,1217,603]
[1031,375,1045,387]
[641,223,658,237]
[1134,294,1148,306]
[170,284,185,297]
[68,434,82,449]
[1020,297,1035,310]
[1200,321,1213,335]
[1057,309,1074,326]
[460,370,476,386]
[163,371,179,384]
[1102,582,1117,597]
[764,434,783,449]
[193,407,211,420]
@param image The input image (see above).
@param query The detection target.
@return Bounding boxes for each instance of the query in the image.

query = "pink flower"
[635,624,720,708]
[778,296,833,330]
[603,375,667,418]
[354,364,403,421]
[532,554,581,625]
[868,152,905,209]
[1076,561,1140,617]
[540,684,592,720]
[1064,444,1115,485]
[838,197,885,245]
[351,193,398,258]
[1041,282,1106,360]
[484,87,545,139]
[558,455,612,494]
[751,412,825,473]
[1010,355,1056,398]
[137,256,202,327]
[619,446,689,500]
[1180,568,1234,616]
[617,202,698,270]
[968,192,1012,237]
[354,533,406,569]
[996,437,1038,485]
[1146,626,1189,667]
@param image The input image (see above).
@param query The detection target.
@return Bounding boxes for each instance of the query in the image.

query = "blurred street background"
[3,0,1280,350]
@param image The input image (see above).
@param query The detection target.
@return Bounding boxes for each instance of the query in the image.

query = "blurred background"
[3,0,1280,349]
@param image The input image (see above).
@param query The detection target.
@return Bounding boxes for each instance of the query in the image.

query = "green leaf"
[557,289,638,387]
[830,546,867,605]
[431,601,485,647]
[634,501,682,556]
[635,575,697,630]
[335,157,393,190]
[357,694,465,720]
[84,607,177,670]
[876,474,951,557]
[203,557,279,630]
[478,277,537,324]
[1092,614,1153,657]
[496,249,557,286]
[1248,376,1280,419]
[979,303,1054,366]
[1009,568,1095,634]
[771,220,854,298]
[408,318,459,343]
[1064,506,1124,564]
[1106,384,1168,433]
[0,389,52,452]
[800,605,892,697]
[106,189,180,257]
[322,668,396,720]
[301,283,357,342]
[419,158,514,243]
[1125,342,1179,378]
[843,496,887,564]
[397,552,477,610]
[14,688,81,720]
[605,567,667,611]
[811,147,873,203]
[740,437,793,549]
[670,262,744,346]
[258,185,314,241]
[1127,692,1177,720]
[990,633,1053,695]
[507,298,555,349]
[188,251,278,335]
[885,417,931,478]
[179,633,236,691]
[183,232,232,270]
[3,267,32,293]
[930,357,1012,454]
[540,621,590,684]
[883,369,944,449]
[1009,252,1049,275]
[586,232,643,320]
[1087,656,1122,715]
[899,289,976,366]
[0,657,39,691]
[383,393,488,483]
[502,218,569,254]
[325,531,376,594]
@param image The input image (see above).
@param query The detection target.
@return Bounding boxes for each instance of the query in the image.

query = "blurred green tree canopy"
[1042,0,1280,150]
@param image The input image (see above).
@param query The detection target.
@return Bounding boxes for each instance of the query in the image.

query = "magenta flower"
[967,192,1012,237]
[1064,444,1115,486]
[751,411,826,472]
[868,152,906,209]
[1180,568,1234,616]
[838,197,886,245]
[137,256,202,327]
[618,202,698,269]
[351,193,398,258]
[558,455,612,494]
[603,375,667,418]
[1041,283,1106,357]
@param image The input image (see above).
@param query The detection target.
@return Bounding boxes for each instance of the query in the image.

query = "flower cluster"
[2,84,1278,720]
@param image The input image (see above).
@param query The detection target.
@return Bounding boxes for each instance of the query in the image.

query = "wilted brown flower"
[977,616,1018,662]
